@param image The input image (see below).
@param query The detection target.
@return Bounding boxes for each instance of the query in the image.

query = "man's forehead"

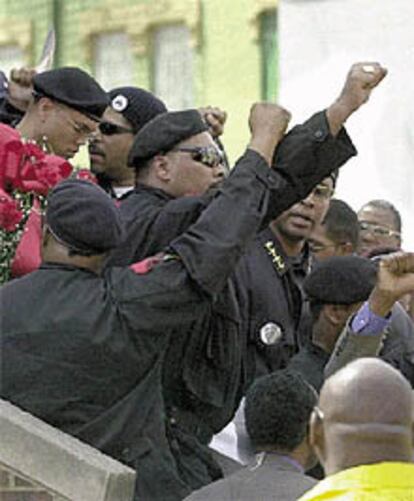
[311,222,333,243]
[102,107,131,128]
[358,205,396,227]
[62,103,100,130]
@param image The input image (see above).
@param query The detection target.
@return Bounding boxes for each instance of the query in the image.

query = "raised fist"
[249,102,291,142]
[370,252,414,317]
[337,62,387,113]
[198,106,227,138]
[7,67,37,112]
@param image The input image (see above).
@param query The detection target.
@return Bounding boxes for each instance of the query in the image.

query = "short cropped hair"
[245,370,317,451]
[361,199,402,233]
[323,199,359,251]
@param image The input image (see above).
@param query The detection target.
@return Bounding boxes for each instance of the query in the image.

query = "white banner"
[279,0,414,249]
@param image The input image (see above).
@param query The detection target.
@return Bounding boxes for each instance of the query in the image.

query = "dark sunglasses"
[98,121,134,136]
[172,146,224,168]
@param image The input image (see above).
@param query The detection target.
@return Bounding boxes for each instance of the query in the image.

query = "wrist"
[248,133,280,166]
[326,99,354,135]
[368,290,395,318]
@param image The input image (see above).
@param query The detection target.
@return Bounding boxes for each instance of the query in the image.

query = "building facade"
[0,0,277,162]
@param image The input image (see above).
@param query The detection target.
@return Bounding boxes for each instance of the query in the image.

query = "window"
[152,24,194,110]
[259,10,278,101]
[0,45,25,78]
[93,33,133,90]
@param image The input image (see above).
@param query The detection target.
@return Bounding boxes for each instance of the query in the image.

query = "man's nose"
[213,163,226,179]
[301,191,316,207]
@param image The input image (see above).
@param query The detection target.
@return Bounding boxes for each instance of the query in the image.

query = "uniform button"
[314,130,324,140]
[266,173,277,186]
[170,417,177,425]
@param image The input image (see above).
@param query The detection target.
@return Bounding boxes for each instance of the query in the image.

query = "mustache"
[88,143,105,156]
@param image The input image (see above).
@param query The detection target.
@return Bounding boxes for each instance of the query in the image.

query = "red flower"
[74,168,97,184]
[20,155,72,196]
[0,125,73,196]
[0,189,23,232]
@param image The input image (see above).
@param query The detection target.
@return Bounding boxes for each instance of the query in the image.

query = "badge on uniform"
[264,241,285,273]
[112,94,128,112]
[259,322,283,346]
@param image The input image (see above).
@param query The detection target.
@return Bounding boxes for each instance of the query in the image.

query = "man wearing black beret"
[89,86,167,199]
[288,253,414,392]
[107,107,227,265]
[14,67,108,159]
[0,103,293,501]
[105,64,386,491]
[288,255,377,391]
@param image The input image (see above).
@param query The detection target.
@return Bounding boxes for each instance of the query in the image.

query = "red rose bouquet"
[0,123,73,284]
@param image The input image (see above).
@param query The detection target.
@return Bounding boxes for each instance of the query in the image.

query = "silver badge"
[112,94,128,112]
[259,322,283,346]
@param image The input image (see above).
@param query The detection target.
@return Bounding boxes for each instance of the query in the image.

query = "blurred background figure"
[309,199,359,260]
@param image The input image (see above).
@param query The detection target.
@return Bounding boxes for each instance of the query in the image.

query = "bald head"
[321,358,413,425]
[311,358,414,475]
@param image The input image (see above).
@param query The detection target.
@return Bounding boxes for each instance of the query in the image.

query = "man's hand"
[369,252,414,317]
[326,62,387,136]
[248,102,291,166]
[198,106,227,138]
[7,67,36,112]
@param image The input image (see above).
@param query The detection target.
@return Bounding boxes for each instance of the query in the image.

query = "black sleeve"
[111,149,273,333]
[263,111,358,226]
[136,194,212,257]
[0,97,24,126]
[108,192,212,266]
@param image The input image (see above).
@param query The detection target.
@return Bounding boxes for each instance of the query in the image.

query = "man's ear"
[37,96,55,122]
[309,409,326,467]
[152,154,172,182]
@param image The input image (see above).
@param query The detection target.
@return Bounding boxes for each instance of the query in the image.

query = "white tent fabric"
[279,0,414,249]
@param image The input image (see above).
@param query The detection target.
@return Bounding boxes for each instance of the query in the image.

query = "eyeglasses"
[309,184,335,201]
[172,146,224,168]
[55,102,96,137]
[359,221,400,238]
[98,122,134,136]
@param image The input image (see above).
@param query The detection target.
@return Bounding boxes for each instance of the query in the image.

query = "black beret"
[33,67,109,121]
[108,87,167,133]
[127,109,208,167]
[304,256,377,305]
[46,179,124,254]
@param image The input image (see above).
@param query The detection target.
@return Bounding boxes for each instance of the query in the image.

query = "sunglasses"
[359,221,400,238]
[98,121,134,136]
[172,146,224,168]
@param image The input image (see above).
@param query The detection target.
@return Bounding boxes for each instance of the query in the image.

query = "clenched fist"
[248,103,291,166]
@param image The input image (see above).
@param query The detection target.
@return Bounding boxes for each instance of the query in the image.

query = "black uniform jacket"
[0,149,275,501]
[115,113,356,490]
[235,229,312,383]
[0,97,24,126]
